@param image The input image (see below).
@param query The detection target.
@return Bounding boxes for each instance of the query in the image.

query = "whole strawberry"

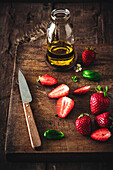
[90,86,110,115]
[75,113,92,136]
[95,112,112,128]
[82,47,96,66]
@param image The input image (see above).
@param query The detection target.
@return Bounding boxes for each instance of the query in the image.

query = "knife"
[18,70,41,150]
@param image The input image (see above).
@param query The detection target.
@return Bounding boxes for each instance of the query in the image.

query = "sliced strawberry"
[48,84,69,98]
[91,128,111,141]
[37,74,57,86]
[57,96,74,118]
[73,86,90,95]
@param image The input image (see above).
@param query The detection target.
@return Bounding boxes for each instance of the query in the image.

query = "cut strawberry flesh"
[73,86,90,94]
[48,84,69,98]
[91,128,111,141]
[40,74,57,85]
[57,97,74,118]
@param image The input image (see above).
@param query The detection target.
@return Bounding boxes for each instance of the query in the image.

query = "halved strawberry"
[57,97,74,118]
[73,86,90,95]
[48,84,69,98]
[36,74,57,86]
[91,128,111,141]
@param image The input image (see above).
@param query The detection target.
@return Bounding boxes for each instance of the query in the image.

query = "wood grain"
[54,3,101,44]
[23,102,41,149]
[5,37,113,161]
[1,2,113,170]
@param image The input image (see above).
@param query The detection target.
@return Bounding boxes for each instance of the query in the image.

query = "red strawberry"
[48,84,69,98]
[57,97,74,118]
[73,85,90,95]
[90,86,110,115]
[91,128,111,141]
[82,47,96,66]
[36,74,57,86]
[95,112,112,128]
[75,113,92,136]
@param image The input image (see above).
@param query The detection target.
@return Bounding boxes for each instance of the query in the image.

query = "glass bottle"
[46,9,77,71]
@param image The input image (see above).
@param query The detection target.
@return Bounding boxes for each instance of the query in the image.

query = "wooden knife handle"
[23,102,41,150]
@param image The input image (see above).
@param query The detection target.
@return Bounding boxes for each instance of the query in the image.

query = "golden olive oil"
[46,40,76,70]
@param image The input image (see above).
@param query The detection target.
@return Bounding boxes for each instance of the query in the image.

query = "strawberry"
[57,97,74,118]
[95,112,112,128]
[73,85,90,95]
[48,84,69,98]
[90,86,110,115]
[36,74,57,86]
[82,47,96,66]
[75,113,92,136]
[91,128,111,141]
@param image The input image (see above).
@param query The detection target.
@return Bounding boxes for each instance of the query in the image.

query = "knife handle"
[23,103,41,150]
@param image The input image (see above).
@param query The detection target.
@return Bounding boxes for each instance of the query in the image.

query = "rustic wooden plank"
[1,2,113,170]
[101,2,113,45]
[54,3,102,44]
[0,4,16,169]
[0,3,52,170]
[5,33,113,161]
[47,162,102,170]
[1,162,46,170]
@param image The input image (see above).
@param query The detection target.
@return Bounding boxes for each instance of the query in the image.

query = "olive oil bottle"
[46,9,77,71]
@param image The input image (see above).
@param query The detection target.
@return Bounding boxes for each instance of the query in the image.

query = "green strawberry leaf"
[78,113,89,118]
[95,85,103,93]
[109,117,113,121]
[72,76,78,82]
[78,113,84,118]
[44,129,64,140]
[104,86,108,96]
[36,76,41,82]
[110,122,113,129]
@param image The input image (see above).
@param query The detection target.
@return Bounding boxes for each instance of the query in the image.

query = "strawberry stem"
[85,46,96,52]
[36,76,41,82]
[72,76,77,82]
[109,117,113,121]
[78,113,89,118]
[104,86,108,96]
[95,85,103,93]
[110,122,113,129]
[95,85,110,97]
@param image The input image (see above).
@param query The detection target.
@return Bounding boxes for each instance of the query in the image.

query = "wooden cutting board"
[5,35,113,161]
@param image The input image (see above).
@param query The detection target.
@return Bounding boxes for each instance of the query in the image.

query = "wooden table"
[0,2,113,170]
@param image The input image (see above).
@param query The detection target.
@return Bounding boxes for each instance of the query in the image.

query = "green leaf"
[44,129,64,140]
[95,85,103,93]
[110,122,113,128]
[78,113,84,118]
[72,76,78,82]
[36,76,41,82]
[109,117,113,121]
[78,113,89,118]
[83,70,100,81]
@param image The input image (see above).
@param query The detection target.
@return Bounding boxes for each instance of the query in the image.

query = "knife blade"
[18,70,41,150]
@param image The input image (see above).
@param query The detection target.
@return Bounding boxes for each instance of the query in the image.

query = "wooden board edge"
[5,152,113,162]
[5,55,17,155]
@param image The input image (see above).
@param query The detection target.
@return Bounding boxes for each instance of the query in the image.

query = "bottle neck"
[51,9,70,24]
